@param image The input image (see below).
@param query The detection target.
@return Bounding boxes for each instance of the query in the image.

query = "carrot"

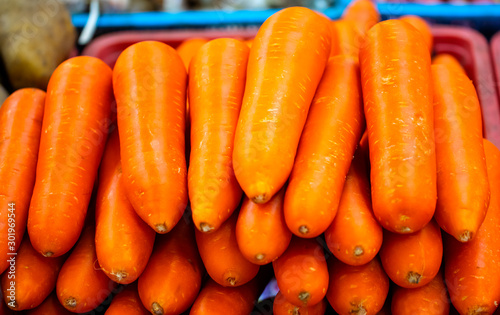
[233,7,332,204]
[236,187,291,265]
[244,38,254,48]
[190,278,259,315]
[273,237,329,307]
[380,220,442,288]
[188,38,248,232]
[26,292,73,315]
[342,0,380,33]
[325,143,383,266]
[359,19,436,233]
[138,219,204,315]
[326,257,389,315]
[27,56,113,257]
[113,41,188,234]
[95,131,156,284]
[105,283,149,315]
[432,63,489,242]
[391,269,449,315]
[273,291,327,315]
[56,225,117,313]
[284,55,364,238]
[329,22,340,57]
[432,53,466,76]
[177,38,209,70]
[400,15,433,52]
[1,237,65,311]
[0,88,45,274]
[331,20,363,58]
[444,139,500,314]
[196,212,259,287]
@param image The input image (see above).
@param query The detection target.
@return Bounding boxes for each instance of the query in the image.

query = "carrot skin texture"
[138,219,204,315]
[95,131,156,284]
[342,0,380,33]
[332,20,364,58]
[190,278,259,315]
[26,293,73,315]
[445,139,500,315]
[325,144,383,266]
[432,54,466,75]
[284,55,364,238]
[27,56,113,257]
[105,284,149,315]
[326,257,389,315]
[273,237,329,307]
[400,15,433,51]
[360,19,436,233]
[233,7,332,204]
[391,270,450,315]
[196,212,259,287]
[432,64,489,242]
[114,41,188,234]
[380,220,443,288]
[1,237,65,311]
[56,226,117,313]
[273,291,327,315]
[0,88,45,274]
[236,187,291,265]
[188,38,248,232]
[177,38,209,70]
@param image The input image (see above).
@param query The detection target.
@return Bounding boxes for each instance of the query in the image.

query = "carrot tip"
[398,226,412,233]
[298,291,310,303]
[43,251,54,257]
[406,271,422,284]
[151,302,164,315]
[65,297,77,309]
[111,270,128,283]
[154,224,168,234]
[292,307,300,315]
[252,194,268,204]
[199,222,214,233]
[469,306,490,314]
[458,230,472,242]
[350,303,367,315]
[353,246,364,256]
[255,253,265,261]
[227,277,237,286]
[298,225,309,235]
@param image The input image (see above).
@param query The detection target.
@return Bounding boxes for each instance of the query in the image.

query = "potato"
[0,0,76,90]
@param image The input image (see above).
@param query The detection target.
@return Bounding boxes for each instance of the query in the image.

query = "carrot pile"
[1,1,499,315]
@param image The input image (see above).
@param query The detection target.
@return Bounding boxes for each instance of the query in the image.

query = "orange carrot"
[329,22,340,57]
[273,291,327,315]
[190,278,259,315]
[138,219,204,315]
[331,20,363,58]
[400,15,433,52]
[188,38,249,232]
[177,38,209,70]
[432,54,466,75]
[233,7,332,204]
[105,283,149,315]
[0,88,45,274]
[273,237,329,307]
[326,257,389,315]
[432,63,489,242]
[196,212,259,287]
[380,220,442,288]
[236,187,291,265]
[445,139,500,314]
[391,270,449,315]
[284,55,364,238]
[325,144,383,266]
[1,237,65,311]
[244,38,254,48]
[342,0,380,33]
[113,41,188,233]
[26,292,73,315]
[95,131,156,284]
[56,225,117,313]
[28,56,113,257]
[359,19,436,233]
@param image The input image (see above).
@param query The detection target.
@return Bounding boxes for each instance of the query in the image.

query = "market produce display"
[2,0,500,314]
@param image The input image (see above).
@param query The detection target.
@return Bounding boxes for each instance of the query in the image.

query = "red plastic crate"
[82,26,500,147]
